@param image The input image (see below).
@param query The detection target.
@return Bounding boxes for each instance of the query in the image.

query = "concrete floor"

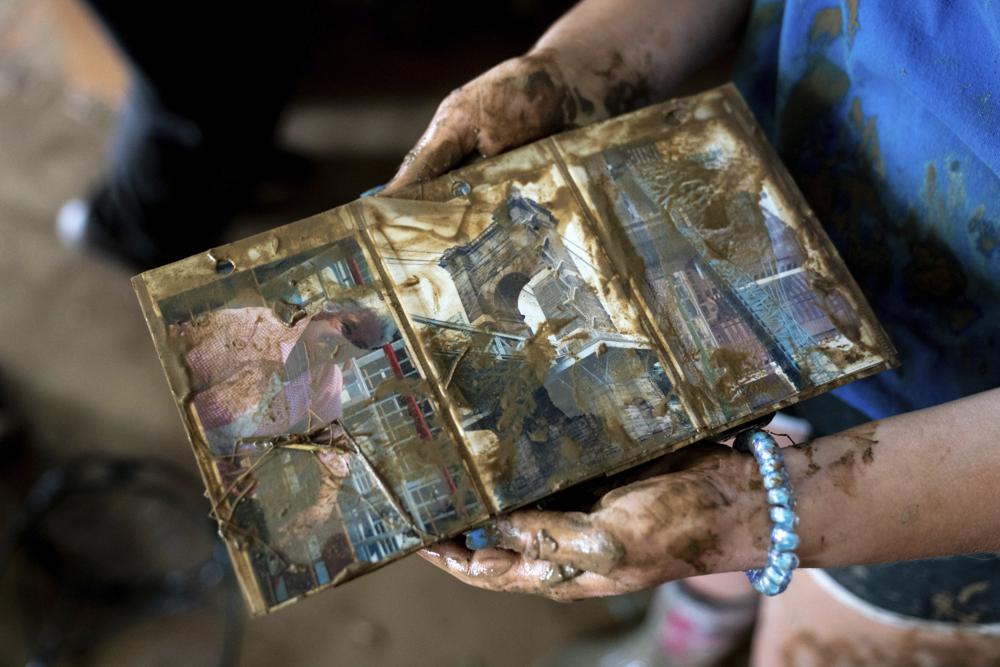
[0,3,625,665]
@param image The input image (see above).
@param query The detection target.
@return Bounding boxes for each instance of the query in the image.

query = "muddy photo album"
[133,84,897,614]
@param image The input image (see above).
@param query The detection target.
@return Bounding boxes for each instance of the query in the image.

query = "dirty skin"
[418,446,768,597]
[780,627,1000,667]
[388,46,661,192]
[493,514,625,576]
[792,422,879,496]
[389,51,595,189]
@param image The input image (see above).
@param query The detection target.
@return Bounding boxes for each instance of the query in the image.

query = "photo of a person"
[174,295,398,452]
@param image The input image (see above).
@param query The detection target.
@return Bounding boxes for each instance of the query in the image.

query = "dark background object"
[1,452,242,666]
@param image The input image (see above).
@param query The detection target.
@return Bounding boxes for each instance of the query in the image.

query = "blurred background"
[5,0,949,662]
[0,0,657,664]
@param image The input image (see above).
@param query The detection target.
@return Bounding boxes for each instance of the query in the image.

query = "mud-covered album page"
[134,207,487,613]
[551,84,897,433]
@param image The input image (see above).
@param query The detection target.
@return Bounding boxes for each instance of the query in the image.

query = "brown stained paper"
[133,84,897,614]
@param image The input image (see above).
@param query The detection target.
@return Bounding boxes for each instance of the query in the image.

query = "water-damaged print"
[156,237,484,608]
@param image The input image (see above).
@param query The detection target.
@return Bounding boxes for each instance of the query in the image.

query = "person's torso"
[734,0,1000,626]
[735,0,1000,421]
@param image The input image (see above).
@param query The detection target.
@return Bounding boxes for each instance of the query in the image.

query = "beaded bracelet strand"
[734,428,800,596]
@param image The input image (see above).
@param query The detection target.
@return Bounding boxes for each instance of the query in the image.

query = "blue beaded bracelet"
[734,428,800,596]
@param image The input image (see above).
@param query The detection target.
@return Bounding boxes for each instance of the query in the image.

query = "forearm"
[418,391,1000,597]
[785,388,1000,568]
[531,0,752,114]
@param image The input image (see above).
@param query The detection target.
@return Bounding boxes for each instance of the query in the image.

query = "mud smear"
[667,530,722,574]
[815,343,867,368]
[967,204,999,260]
[899,504,917,525]
[843,422,878,464]
[558,435,584,464]
[631,139,774,274]
[828,449,858,496]
[585,49,653,117]
[849,97,885,177]
[600,466,736,574]
[603,79,652,117]
[809,6,843,43]
[370,376,430,402]
[495,320,562,436]
[808,273,864,346]
[822,423,879,495]
[780,57,850,174]
[847,0,861,39]
[469,555,516,579]
[748,1,783,32]
[478,64,576,152]
[959,581,991,604]
[780,632,869,667]
[798,442,822,477]
[708,346,754,406]
[497,515,624,576]
[462,51,598,164]
[932,590,982,624]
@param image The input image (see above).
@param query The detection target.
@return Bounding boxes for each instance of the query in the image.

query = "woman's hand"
[418,443,768,601]
[383,50,604,194]
[420,388,1000,601]
[382,0,753,193]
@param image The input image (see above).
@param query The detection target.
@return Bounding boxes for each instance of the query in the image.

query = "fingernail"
[360,184,386,198]
[465,525,500,550]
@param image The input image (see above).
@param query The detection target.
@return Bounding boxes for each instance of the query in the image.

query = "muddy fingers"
[418,541,616,600]
[385,95,479,193]
[492,510,625,576]
[384,51,597,193]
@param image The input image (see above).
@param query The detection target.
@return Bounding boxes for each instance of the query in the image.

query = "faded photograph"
[157,238,484,607]
[565,109,884,428]
[365,182,694,510]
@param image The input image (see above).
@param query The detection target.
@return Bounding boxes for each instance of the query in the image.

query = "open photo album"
[133,84,897,614]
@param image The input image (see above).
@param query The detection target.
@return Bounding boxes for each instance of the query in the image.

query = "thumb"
[492,510,624,576]
[383,97,478,195]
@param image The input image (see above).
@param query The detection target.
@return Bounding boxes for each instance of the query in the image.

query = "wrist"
[779,436,848,567]
[705,450,776,574]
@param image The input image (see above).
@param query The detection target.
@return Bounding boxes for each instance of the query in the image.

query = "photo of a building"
[584,135,862,423]
[386,192,689,508]
[160,238,483,606]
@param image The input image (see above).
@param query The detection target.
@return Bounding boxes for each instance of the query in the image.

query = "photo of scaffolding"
[151,236,485,609]
[363,170,694,510]
[556,90,888,430]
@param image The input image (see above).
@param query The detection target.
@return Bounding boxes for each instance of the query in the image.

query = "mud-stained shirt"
[734,0,1000,625]
[735,0,1000,419]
